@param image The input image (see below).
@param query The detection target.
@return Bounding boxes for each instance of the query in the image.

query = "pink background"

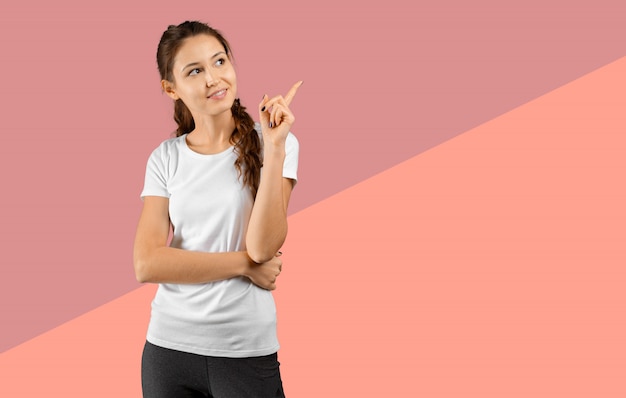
[1,0,625,396]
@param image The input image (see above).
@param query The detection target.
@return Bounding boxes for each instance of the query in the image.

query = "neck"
[187,109,236,151]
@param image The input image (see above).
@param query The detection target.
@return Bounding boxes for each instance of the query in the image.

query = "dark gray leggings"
[141,341,286,398]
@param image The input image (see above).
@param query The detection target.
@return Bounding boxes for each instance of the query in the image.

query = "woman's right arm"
[133,196,282,289]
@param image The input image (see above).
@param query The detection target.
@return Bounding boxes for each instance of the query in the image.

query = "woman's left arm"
[246,81,301,263]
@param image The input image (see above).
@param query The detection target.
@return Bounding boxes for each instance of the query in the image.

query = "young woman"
[133,21,301,397]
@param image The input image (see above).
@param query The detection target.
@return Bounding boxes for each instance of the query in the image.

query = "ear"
[161,79,179,100]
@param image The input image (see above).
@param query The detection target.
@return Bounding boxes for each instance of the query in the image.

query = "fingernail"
[269,122,273,128]
[261,106,266,112]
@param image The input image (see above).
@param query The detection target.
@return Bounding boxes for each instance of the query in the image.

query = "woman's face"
[164,34,237,118]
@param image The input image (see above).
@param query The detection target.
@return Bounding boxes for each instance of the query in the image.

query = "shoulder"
[155,134,185,152]
[148,135,185,160]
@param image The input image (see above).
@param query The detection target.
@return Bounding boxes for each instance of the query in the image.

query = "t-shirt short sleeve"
[140,143,171,199]
[283,132,299,184]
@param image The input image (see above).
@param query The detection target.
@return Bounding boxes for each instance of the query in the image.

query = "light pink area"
[275,56,626,396]
[1,0,625,351]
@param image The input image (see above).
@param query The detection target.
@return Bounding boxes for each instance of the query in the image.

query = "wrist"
[263,143,286,160]
[239,251,256,277]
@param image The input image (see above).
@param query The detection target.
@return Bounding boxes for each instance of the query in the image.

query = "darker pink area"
[1,0,625,351]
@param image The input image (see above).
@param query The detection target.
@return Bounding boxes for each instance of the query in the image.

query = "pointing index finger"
[284,80,303,106]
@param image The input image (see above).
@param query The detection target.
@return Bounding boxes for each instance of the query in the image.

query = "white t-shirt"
[140,126,298,357]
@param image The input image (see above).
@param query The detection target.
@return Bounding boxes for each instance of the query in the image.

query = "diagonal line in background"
[2,1,626,353]
[1,56,624,398]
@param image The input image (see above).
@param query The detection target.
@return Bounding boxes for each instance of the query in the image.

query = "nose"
[205,69,219,87]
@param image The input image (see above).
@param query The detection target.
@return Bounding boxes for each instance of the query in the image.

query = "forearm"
[246,145,288,263]
[134,246,252,284]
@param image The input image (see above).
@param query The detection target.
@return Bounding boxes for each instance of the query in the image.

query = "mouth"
[207,88,227,99]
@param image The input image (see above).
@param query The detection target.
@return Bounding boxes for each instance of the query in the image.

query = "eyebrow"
[181,51,227,72]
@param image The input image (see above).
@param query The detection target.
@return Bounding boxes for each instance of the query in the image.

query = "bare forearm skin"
[134,247,253,284]
[246,143,289,263]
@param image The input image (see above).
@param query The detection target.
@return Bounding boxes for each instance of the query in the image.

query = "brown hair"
[156,21,262,198]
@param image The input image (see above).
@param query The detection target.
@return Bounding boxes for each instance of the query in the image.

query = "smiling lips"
[208,88,227,99]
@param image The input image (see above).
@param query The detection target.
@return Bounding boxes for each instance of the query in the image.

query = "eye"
[215,58,226,67]
[188,68,202,76]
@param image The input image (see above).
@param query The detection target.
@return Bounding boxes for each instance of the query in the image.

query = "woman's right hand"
[243,252,283,290]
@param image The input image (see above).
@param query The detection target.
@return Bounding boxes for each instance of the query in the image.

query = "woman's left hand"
[259,81,302,147]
